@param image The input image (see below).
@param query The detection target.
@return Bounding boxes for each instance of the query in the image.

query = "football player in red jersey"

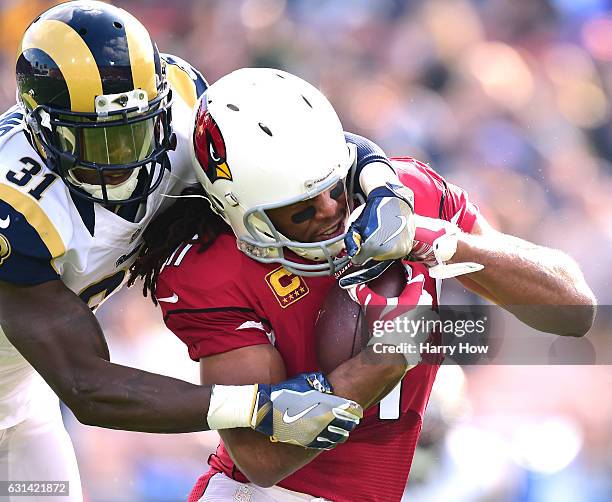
[131,68,596,501]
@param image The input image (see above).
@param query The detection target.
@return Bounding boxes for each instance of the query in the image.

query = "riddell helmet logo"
[193,99,233,183]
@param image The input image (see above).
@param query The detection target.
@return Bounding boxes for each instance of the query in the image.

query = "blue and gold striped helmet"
[16,1,175,205]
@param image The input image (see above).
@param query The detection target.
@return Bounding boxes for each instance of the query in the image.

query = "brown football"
[315,261,406,374]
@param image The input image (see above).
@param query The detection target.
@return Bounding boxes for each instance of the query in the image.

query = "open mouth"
[317,220,345,240]
[70,168,135,186]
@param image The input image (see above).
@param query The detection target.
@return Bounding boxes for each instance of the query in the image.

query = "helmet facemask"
[240,174,353,277]
[25,86,174,206]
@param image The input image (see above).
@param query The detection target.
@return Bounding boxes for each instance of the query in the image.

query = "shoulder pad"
[0,180,67,261]
[162,53,209,108]
[0,186,64,284]
[0,106,26,151]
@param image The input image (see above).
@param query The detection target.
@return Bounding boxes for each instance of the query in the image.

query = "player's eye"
[289,181,345,224]
[330,180,345,200]
[291,206,316,224]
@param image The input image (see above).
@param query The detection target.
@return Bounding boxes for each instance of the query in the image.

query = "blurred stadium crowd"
[1,0,612,501]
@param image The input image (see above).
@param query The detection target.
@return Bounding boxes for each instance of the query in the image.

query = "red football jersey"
[157,158,478,502]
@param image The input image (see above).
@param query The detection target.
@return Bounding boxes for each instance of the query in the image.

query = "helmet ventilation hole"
[113,22,123,29]
[302,95,313,108]
[259,123,273,136]
[227,104,239,111]
[78,27,87,36]
[276,73,285,79]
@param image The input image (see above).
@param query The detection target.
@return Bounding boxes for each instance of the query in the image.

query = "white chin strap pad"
[68,168,141,201]
[288,239,345,263]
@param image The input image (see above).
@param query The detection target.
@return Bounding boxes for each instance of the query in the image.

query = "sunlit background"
[1,0,612,500]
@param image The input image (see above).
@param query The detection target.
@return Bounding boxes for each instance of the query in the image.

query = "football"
[315,261,406,374]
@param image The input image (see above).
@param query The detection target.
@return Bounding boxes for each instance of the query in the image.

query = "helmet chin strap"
[287,238,345,262]
[249,212,347,263]
[67,168,141,202]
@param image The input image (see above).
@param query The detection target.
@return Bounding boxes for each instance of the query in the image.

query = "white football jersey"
[0,54,206,428]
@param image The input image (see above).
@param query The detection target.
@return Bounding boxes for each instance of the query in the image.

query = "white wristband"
[206,384,258,430]
[358,161,399,195]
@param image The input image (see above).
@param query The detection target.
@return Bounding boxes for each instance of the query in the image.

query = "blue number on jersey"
[79,270,127,310]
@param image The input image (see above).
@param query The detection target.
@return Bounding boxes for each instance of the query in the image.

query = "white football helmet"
[190,68,356,276]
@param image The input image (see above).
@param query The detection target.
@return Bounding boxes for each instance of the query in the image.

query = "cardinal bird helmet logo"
[193,99,233,183]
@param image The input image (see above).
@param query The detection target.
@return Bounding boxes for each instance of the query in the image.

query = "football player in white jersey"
[0,2,384,500]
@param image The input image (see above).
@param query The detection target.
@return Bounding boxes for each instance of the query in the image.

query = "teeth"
[323,223,340,235]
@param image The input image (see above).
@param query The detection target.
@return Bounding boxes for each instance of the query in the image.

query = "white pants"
[0,389,82,502]
[201,473,331,502]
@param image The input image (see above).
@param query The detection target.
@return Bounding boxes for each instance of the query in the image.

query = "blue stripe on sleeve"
[0,200,59,285]
[344,132,394,198]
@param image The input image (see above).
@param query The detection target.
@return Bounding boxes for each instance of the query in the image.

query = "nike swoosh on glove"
[410,215,484,279]
[345,183,416,266]
[252,372,363,450]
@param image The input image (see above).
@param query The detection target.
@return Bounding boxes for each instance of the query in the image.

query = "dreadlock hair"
[128,185,229,304]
